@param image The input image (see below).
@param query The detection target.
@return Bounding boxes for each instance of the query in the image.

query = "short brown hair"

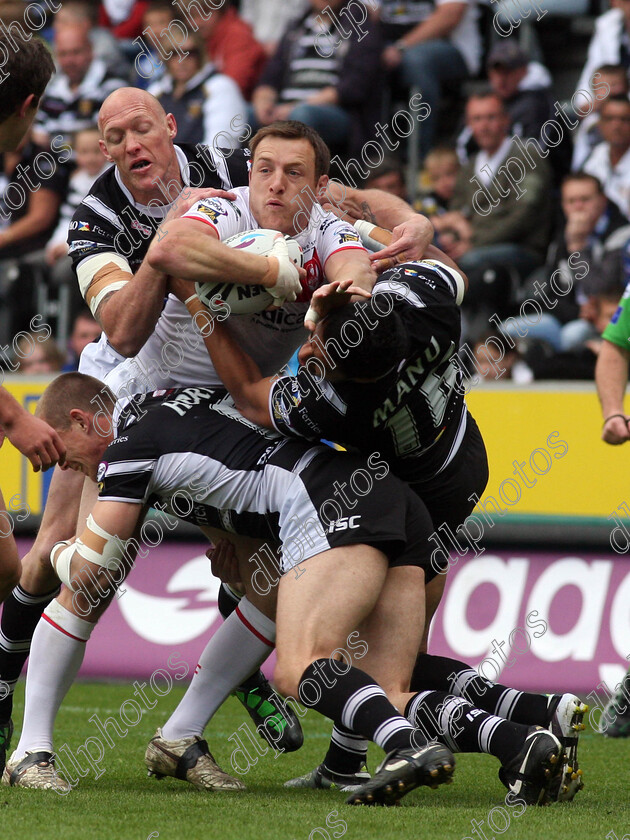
[249,121,330,180]
[0,34,55,122]
[36,372,116,432]
[561,171,603,193]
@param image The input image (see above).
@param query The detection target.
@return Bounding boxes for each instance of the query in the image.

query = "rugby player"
[595,286,630,738]
[0,32,64,607]
[3,375,566,808]
[0,89,434,772]
[176,259,587,802]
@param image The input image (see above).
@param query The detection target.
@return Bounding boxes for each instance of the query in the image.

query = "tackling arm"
[182,295,275,428]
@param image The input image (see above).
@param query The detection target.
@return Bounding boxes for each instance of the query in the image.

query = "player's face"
[58,420,110,481]
[297,321,336,374]
[249,137,328,236]
[0,98,38,153]
[99,101,180,205]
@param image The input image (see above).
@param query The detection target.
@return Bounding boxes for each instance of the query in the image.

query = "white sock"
[15,600,94,756]
[162,597,276,740]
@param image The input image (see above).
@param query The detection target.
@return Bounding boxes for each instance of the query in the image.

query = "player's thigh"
[20,466,85,593]
[0,488,20,599]
[356,564,425,710]
[274,545,388,697]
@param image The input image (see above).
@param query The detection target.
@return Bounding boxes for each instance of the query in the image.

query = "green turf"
[2,682,628,840]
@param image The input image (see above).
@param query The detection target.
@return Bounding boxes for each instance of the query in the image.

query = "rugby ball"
[195,229,303,315]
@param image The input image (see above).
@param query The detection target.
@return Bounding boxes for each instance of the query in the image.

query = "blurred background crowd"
[1,0,629,382]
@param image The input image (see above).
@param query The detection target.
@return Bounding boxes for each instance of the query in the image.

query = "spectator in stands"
[148,29,246,148]
[417,146,459,217]
[574,0,630,113]
[377,0,481,160]
[187,0,266,99]
[132,0,172,87]
[46,127,109,272]
[54,0,128,76]
[573,65,629,171]
[251,0,382,155]
[434,91,552,339]
[363,157,408,200]
[99,0,149,41]
[240,0,308,56]
[62,309,101,371]
[583,94,630,219]
[0,32,54,154]
[33,24,127,148]
[15,334,65,376]
[514,173,630,350]
[457,41,554,162]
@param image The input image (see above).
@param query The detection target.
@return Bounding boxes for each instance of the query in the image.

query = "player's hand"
[207,539,242,586]
[382,44,403,70]
[370,215,434,272]
[602,414,630,445]
[4,410,66,471]
[304,279,370,331]
[264,234,304,305]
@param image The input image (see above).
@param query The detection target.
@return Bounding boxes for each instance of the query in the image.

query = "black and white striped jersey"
[67,144,250,274]
[98,387,433,573]
[269,260,468,481]
[35,59,127,143]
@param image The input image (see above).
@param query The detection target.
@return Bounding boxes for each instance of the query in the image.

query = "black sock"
[405,689,529,766]
[0,584,60,722]
[217,583,241,619]
[299,659,419,754]
[322,724,369,774]
[411,653,549,726]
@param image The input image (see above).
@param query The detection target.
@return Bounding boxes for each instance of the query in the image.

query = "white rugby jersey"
[121,188,366,390]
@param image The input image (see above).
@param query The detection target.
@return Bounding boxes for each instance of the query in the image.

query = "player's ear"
[316,175,329,199]
[99,139,113,162]
[18,93,37,118]
[166,113,177,140]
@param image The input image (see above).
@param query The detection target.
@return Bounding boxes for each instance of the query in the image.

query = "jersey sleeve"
[269,373,325,440]
[317,214,367,266]
[182,195,246,240]
[603,281,630,350]
[197,144,251,188]
[97,429,157,504]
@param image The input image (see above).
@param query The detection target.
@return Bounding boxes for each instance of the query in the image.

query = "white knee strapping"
[50,515,131,590]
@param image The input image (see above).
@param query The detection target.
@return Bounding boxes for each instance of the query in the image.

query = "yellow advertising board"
[0,377,627,524]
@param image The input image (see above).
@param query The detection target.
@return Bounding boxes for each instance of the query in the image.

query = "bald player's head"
[98,88,181,205]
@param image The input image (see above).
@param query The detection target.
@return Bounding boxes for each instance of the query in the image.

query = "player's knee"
[272,661,299,701]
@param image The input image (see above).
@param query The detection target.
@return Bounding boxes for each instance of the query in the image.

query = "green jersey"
[603,281,630,349]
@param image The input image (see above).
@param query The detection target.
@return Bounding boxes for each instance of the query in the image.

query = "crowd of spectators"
[0,0,629,382]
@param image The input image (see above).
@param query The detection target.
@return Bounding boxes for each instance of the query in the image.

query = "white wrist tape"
[268,237,302,304]
[354,219,392,252]
[304,306,320,325]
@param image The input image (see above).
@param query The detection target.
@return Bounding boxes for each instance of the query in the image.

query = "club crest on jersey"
[336,230,361,244]
[96,462,108,483]
[130,219,153,237]
[195,199,228,224]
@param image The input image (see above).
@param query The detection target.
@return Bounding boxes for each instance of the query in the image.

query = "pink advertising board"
[13,539,630,697]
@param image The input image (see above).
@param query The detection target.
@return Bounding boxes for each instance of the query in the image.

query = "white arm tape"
[354,219,390,253]
[77,253,132,316]
[50,514,132,590]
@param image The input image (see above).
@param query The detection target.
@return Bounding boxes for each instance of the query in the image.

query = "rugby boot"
[145,728,245,791]
[544,693,587,802]
[346,743,455,806]
[233,670,303,752]
[2,750,70,791]
[498,726,563,806]
[284,763,370,792]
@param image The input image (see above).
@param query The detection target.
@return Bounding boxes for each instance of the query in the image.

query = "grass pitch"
[3,682,628,840]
